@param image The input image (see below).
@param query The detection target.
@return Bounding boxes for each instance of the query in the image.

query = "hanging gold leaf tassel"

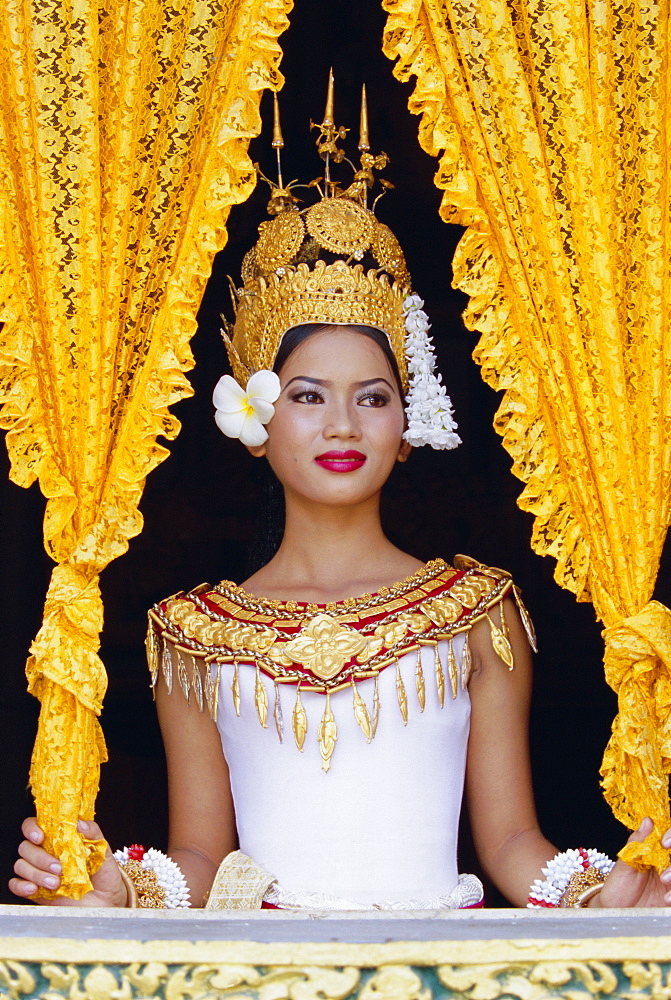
[434,642,445,708]
[461,632,473,690]
[488,612,514,670]
[274,681,284,743]
[161,641,173,694]
[231,660,240,717]
[205,662,218,720]
[513,584,537,652]
[352,680,372,741]
[177,649,191,704]
[255,664,268,727]
[415,647,426,712]
[213,662,221,719]
[318,691,337,772]
[448,637,458,699]
[292,683,307,751]
[372,673,380,737]
[500,598,509,640]
[146,619,159,688]
[191,657,204,712]
[396,658,408,725]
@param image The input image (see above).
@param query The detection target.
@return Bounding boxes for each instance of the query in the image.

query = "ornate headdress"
[214,73,460,451]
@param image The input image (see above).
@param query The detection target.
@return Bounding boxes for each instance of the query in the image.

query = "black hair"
[245,323,404,577]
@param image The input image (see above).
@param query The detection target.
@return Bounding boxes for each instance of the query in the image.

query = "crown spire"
[358,84,370,153]
[323,67,335,127]
[271,92,284,189]
[311,68,347,195]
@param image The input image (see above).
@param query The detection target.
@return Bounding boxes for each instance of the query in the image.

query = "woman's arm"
[466,598,671,908]
[465,598,557,905]
[155,660,237,907]
[9,657,235,907]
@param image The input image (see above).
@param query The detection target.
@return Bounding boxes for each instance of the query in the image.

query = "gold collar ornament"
[148,556,537,771]
[213,72,461,451]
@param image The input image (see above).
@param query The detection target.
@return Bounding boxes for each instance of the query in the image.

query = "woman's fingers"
[10,825,63,899]
[17,838,62,874]
[8,876,37,897]
[21,816,44,845]
[77,818,105,842]
[10,816,128,907]
[13,855,61,892]
[625,816,654,844]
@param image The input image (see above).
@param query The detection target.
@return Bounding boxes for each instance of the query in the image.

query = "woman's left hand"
[593,818,671,907]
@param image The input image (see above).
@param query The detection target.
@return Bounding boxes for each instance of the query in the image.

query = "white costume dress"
[149,556,535,909]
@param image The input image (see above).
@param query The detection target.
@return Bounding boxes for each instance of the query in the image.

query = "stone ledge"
[0,905,669,1000]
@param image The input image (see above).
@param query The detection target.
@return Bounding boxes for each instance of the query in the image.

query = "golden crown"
[224,72,413,391]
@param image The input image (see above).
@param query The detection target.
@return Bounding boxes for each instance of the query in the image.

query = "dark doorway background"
[2,0,666,906]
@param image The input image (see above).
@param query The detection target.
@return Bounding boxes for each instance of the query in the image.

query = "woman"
[10,183,671,911]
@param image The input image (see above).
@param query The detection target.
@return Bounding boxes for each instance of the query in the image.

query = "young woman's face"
[250,327,410,508]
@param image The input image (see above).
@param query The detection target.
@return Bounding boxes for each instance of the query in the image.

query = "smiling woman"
[10,117,671,914]
[246,327,410,523]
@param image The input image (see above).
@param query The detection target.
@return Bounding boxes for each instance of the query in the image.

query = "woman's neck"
[244,495,423,603]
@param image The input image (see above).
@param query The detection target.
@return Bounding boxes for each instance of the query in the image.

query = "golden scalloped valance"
[382,0,671,870]
[0,0,292,898]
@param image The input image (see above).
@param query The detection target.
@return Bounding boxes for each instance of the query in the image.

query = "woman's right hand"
[9,818,128,907]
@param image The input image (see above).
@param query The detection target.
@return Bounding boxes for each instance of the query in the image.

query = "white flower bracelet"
[114,845,191,909]
[527,847,614,908]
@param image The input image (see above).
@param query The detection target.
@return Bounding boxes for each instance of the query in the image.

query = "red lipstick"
[315,450,366,472]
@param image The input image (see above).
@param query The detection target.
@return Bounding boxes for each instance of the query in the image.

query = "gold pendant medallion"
[306,199,374,258]
[255,212,305,273]
[373,223,410,284]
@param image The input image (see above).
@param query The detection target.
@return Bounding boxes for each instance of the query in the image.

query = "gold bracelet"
[117,858,167,908]
[572,883,604,908]
[118,865,139,908]
[113,846,190,908]
[559,867,607,907]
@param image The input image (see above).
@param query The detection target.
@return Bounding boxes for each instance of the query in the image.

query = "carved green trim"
[0,961,670,1000]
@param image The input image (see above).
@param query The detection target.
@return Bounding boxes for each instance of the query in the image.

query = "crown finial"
[272,93,284,150]
[359,85,370,153]
[323,67,335,128]
[272,92,284,190]
[310,68,347,194]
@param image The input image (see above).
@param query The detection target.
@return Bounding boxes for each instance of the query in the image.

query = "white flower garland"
[402,295,461,450]
[114,845,191,909]
[527,847,614,908]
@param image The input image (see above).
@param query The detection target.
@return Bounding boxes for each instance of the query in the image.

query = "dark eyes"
[289,389,390,407]
[357,391,390,407]
[289,390,324,404]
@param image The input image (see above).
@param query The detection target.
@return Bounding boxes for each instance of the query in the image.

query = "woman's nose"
[323,400,361,439]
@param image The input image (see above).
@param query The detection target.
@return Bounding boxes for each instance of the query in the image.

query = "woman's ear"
[397,440,412,463]
[246,443,267,458]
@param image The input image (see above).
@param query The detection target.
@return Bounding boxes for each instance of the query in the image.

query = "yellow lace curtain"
[0,0,292,898]
[382,0,671,869]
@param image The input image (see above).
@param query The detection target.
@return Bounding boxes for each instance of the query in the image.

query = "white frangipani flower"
[213,370,281,447]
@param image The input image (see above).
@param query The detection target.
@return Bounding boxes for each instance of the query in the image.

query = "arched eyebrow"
[283,376,396,391]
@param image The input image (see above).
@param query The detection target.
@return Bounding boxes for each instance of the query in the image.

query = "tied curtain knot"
[602,601,671,873]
